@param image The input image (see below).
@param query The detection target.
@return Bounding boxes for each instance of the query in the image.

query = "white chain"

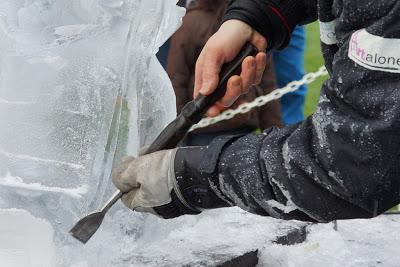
[190,66,328,131]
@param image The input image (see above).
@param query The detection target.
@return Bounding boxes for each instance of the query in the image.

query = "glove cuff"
[152,148,202,219]
[153,190,201,219]
[153,135,246,219]
[170,134,248,215]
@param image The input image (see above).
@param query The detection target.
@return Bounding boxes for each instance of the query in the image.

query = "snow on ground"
[259,214,400,267]
[101,208,400,267]
[1,206,399,266]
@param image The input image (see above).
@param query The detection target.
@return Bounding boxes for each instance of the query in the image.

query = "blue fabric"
[273,26,307,125]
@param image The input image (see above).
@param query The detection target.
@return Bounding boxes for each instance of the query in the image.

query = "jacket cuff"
[174,134,248,210]
[153,190,201,219]
[222,0,305,50]
[153,134,247,219]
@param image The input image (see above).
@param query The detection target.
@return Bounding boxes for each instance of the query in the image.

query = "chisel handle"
[145,42,258,153]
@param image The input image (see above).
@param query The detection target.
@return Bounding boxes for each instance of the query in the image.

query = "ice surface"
[1,207,399,266]
[95,209,399,266]
[0,0,183,265]
[0,209,56,267]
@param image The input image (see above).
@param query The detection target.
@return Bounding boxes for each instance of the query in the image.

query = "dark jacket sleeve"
[172,2,400,222]
[175,69,400,222]
[222,0,317,50]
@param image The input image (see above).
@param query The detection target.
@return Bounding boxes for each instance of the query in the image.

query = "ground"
[304,22,326,116]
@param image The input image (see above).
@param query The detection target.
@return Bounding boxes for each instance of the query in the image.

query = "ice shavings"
[0,172,88,198]
[0,149,85,171]
[112,208,308,266]
[0,98,34,105]
[258,215,400,267]
[54,24,98,38]
[272,141,300,214]
[219,174,251,211]
[266,199,298,214]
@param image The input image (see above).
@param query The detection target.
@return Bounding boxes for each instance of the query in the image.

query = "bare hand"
[194,20,268,117]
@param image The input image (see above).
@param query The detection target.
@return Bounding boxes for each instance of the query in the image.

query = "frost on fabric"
[0,0,183,265]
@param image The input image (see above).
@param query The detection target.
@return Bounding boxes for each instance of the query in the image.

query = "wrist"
[222,0,291,50]
[151,148,202,219]
[173,146,232,210]
[152,135,247,219]
[216,20,267,53]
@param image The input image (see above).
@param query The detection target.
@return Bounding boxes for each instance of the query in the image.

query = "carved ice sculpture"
[0,0,182,265]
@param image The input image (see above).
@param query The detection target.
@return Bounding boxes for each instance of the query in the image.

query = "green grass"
[304,22,327,116]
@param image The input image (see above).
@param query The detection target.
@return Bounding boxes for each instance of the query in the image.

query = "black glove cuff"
[174,134,248,209]
[222,0,289,50]
[153,135,246,219]
[222,0,308,50]
[174,146,231,210]
[153,191,201,219]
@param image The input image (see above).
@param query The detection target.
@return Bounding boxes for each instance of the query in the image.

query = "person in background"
[177,0,188,7]
[183,0,195,7]
[167,0,282,146]
[273,26,308,125]
[156,0,188,68]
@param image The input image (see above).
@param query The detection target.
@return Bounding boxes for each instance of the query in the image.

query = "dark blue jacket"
[155,0,400,222]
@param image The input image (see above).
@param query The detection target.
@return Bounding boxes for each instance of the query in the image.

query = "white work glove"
[112,149,178,215]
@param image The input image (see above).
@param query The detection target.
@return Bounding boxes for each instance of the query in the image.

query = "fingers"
[204,52,266,115]
[195,43,224,97]
[255,52,267,84]
[193,20,268,117]
[112,156,139,192]
[250,31,267,51]
[138,146,149,156]
[219,75,242,107]
[121,190,139,210]
[121,191,158,216]
[205,105,223,117]
[193,53,204,98]
[239,56,256,93]
[240,53,267,91]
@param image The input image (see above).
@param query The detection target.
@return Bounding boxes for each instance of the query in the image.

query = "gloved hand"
[112,146,231,218]
[112,149,179,216]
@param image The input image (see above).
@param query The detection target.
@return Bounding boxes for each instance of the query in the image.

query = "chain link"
[190,66,328,131]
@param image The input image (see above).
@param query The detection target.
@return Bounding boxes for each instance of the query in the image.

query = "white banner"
[349,29,400,74]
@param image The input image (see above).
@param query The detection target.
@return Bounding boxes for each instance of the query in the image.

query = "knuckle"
[121,194,134,209]
[111,171,122,187]
[122,156,135,164]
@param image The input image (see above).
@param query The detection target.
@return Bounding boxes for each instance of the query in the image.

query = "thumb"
[198,47,224,96]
